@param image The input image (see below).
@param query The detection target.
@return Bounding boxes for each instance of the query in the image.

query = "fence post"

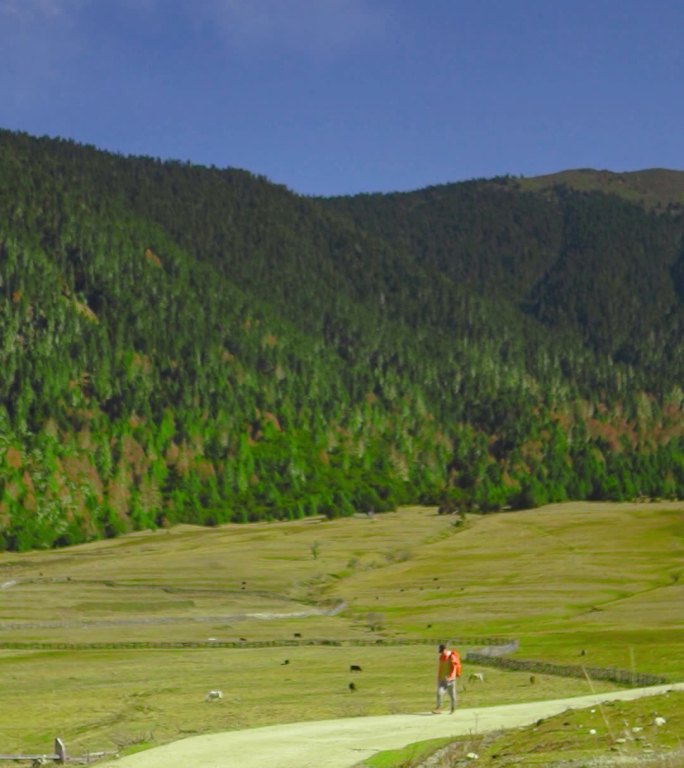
[54,739,66,764]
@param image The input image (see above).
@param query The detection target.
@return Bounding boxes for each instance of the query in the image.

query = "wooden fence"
[464,650,669,687]
[0,738,65,766]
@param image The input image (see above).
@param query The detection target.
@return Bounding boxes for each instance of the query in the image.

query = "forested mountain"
[0,129,682,550]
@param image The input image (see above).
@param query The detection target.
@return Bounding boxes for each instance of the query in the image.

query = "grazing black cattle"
[350,664,362,672]
[349,682,357,692]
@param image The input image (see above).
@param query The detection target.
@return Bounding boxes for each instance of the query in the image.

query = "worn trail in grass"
[98,683,684,768]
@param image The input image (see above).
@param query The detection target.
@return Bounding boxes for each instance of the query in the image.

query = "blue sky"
[1,0,682,196]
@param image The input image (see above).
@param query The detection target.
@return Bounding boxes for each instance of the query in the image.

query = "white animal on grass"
[205,690,223,701]
[468,672,484,683]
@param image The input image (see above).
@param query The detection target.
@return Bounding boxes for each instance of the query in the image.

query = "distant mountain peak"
[520,168,684,210]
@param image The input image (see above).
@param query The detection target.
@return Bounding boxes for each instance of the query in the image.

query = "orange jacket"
[438,649,461,681]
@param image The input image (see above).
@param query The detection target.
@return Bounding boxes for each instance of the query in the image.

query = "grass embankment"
[0,501,682,763]
[360,691,684,767]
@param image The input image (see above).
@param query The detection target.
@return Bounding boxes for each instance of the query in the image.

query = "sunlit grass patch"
[358,691,684,768]
[357,736,455,767]
[470,690,684,767]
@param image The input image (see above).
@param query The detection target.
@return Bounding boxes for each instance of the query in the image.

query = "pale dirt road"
[100,683,683,768]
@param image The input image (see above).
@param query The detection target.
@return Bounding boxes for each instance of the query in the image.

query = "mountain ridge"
[518,167,684,210]
[0,128,681,550]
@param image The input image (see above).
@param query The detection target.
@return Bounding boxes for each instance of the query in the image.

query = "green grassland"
[361,690,684,767]
[0,501,682,762]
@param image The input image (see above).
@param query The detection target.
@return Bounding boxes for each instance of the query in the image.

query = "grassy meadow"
[362,690,684,767]
[0,501,682,762]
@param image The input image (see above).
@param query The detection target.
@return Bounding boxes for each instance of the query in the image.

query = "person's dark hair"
[438,643,446,652]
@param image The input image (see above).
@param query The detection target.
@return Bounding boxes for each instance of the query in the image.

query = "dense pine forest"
[0,129,682,551]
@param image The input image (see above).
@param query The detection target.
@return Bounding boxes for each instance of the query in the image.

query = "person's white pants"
[436,678,456,710]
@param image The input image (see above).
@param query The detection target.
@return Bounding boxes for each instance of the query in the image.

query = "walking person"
[433,643,461,713]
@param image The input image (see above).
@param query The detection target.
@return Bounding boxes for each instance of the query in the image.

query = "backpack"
[451,651,462,678]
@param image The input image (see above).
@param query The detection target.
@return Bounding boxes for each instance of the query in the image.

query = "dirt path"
[101,682,683,768]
